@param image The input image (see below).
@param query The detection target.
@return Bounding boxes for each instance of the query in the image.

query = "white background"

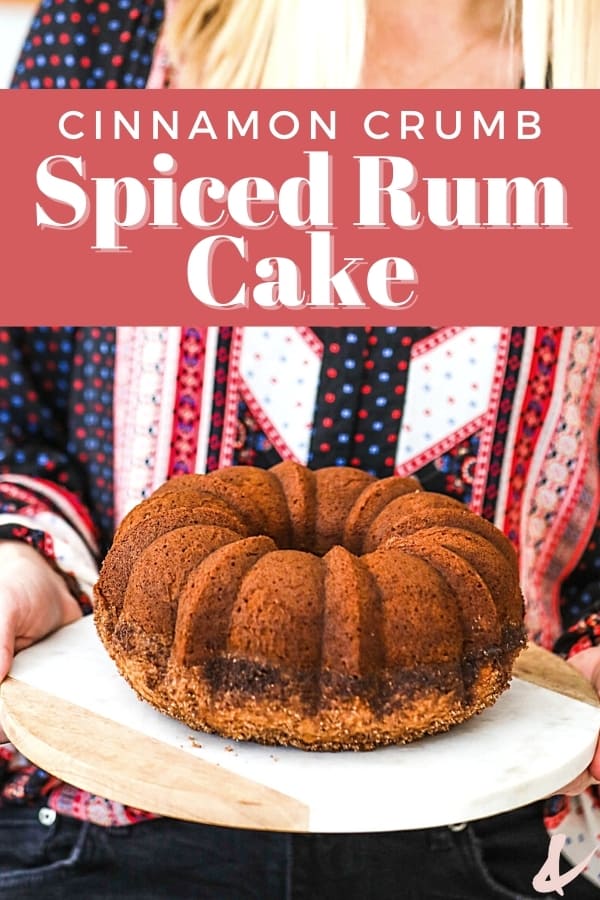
[0,2,35,88]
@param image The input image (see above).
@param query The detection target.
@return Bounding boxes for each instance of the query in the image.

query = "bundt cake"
[93,463,526,751]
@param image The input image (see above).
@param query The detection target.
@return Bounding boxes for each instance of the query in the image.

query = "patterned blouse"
[5,0,600,882]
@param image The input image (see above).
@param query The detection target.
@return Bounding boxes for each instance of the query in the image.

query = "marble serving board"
[1,616,599,833]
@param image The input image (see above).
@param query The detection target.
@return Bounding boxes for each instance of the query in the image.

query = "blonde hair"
[165,0,366,88]
[519,0,600,87]
[165,0,600,89]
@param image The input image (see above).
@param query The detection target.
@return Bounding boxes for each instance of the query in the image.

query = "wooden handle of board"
[1,639,597,832]
[0,676,310,831]
[513,643,600,708]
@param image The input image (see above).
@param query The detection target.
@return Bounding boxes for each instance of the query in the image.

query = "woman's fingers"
[0,619,16,684]
[559,770,600,796]
[554,648,600,794]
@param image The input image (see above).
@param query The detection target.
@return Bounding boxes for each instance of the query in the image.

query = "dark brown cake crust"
[94,464,526,751]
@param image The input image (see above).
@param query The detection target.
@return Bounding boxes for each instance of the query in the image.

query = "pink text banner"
[0,88,597,325]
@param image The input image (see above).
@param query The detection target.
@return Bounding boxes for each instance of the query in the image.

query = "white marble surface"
[7,617,600,832]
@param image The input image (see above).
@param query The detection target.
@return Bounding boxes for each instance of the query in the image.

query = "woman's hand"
[558,647,600,794]
[0,541,82,742]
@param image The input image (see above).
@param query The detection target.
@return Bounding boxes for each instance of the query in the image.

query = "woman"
[12,0,600,93]
[3,2,600,898]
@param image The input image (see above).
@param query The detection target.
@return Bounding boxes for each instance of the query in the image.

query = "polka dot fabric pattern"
[232,398,283,470]
[2,323,600,826]
[2,325,600,645]
[309,327,432,474]
[0,327,115,554]
[68,328,116,549]
[11,0,164,89]
[416,434,482,505]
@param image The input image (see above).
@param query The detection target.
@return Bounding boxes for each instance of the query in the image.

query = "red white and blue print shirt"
[7,0,600,878]
[1,326,600,834]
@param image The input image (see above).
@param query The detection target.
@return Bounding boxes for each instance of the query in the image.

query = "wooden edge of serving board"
[0,677,310,832]
[512,642,600,707]
[0,643,598,833]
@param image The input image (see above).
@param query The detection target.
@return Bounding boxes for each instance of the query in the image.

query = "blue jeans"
[0,801,594,899]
